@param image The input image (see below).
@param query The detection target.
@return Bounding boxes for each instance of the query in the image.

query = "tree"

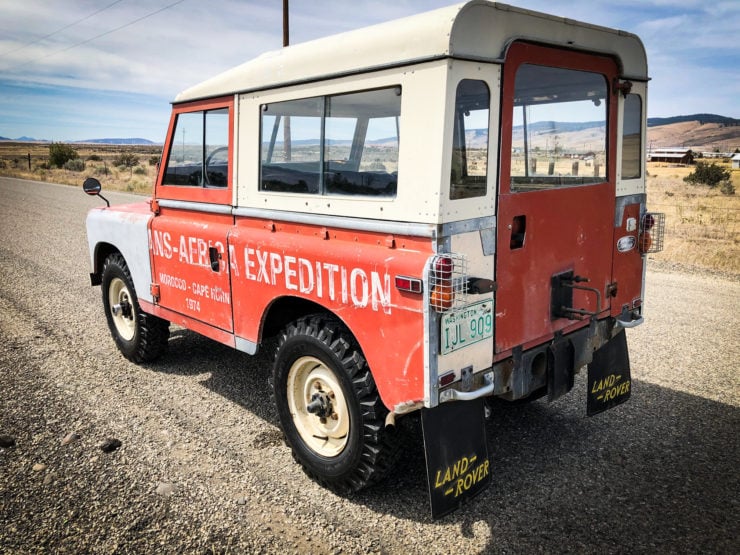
[48,142,79,168]
[683,161,731,188]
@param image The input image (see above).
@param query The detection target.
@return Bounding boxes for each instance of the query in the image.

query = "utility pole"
[283,0,289,47]
[282,0,291,161]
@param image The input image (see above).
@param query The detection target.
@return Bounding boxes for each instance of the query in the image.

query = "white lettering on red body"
[150,233,393,314]
[242,246,391,313]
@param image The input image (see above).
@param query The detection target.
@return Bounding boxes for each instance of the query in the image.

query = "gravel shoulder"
[1,177,738,553]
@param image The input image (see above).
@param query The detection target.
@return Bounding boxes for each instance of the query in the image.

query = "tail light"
[639,212,665,254]
[430,253,467,312]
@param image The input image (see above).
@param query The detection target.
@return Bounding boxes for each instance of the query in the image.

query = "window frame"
[620,93,643,180]
[259,86,401,198]
[499,42,619,196]
[509,63,609,192]
[449,78,490,200]
[156,96,234,205]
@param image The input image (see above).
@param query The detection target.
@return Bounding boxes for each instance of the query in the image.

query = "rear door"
[495,43,618,353]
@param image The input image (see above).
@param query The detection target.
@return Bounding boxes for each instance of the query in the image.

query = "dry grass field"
[646,161,739,274]
[1,142,738,274]
[0,142,161,194]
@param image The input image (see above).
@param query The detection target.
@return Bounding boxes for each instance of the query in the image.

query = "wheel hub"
[286,357,350,457]
[112,299,132,318]
[306,390,333,419]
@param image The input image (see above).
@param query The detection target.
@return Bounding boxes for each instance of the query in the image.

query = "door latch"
[208,247,221,272]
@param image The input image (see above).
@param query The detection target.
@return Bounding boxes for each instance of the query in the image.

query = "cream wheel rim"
[286,356,350,457]
[108,277,136,341]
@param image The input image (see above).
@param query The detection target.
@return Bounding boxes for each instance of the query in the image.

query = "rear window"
[510,64,608,192]
[450,79,490,200]
[260,87,401,197]
[621,94,642,179]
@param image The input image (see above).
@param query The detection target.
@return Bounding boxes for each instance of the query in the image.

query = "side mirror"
[83,177,109,207]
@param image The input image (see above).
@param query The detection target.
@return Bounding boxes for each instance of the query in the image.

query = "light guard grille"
[430,253,468,312]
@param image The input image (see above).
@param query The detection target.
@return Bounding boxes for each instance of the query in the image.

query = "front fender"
[86,203,153,302]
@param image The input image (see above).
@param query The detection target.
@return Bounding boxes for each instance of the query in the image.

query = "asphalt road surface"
[1,176,738,553]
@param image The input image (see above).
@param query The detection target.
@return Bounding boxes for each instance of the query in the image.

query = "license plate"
[440,300,493,354]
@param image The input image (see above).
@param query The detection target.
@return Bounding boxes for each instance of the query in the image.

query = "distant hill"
[77,138,157,145]
[648,114,739,127]
[0,136,157,144]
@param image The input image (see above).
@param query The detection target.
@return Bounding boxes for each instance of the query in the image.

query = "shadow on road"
[147,329,739,552]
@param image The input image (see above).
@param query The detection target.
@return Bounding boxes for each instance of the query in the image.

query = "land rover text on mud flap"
[84,1,664,517]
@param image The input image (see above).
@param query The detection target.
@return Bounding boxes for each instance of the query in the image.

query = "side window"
[621,94,642,179]
[261,87,401,197]
[450,79,490,200]
[510,65,607,191]
[261,98,323,193]
[163,108,230,187]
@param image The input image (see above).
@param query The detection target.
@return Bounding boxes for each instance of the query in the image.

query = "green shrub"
[684,162,731,188]
[113,152,138,168]
[49,142,79,168]
[719,180,735,196]
[148,155,160,166]
[94,165,110,176]
[63,159,85,172]
[87,154,102,161]
[133,166,147,175]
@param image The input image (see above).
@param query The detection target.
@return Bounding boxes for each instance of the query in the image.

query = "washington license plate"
[440,300,493,354]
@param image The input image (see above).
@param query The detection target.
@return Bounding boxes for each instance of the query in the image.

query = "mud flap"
[587,329,631,416]
[421,399,491,519]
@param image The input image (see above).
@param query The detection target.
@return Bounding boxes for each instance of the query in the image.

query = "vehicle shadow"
[355,374,739,552]
[146,330,738,552]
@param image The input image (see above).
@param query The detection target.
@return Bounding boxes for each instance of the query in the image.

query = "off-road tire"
[272,314,400,493]
[101,253,169,362]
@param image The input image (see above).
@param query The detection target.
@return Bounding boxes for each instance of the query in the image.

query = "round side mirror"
[83,177,102,195]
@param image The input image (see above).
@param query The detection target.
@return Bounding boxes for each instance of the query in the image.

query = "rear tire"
[272,314,399,493]
[101,253,169,362]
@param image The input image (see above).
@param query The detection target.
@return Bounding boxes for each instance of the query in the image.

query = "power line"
[2,0,187,71]
[0,0,125,59]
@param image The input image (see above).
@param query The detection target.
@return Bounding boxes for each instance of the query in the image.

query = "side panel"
[86,203,154,303]
[228,217,433,411]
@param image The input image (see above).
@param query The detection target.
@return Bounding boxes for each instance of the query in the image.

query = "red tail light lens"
[434,256,453,281]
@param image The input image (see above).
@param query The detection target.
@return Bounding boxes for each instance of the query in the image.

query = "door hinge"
[150,283,160,302]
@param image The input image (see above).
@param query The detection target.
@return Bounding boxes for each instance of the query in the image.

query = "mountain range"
[2,114,738,149]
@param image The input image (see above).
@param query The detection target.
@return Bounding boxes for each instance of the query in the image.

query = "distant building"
[648,148,694,164]
[732,153,740,169]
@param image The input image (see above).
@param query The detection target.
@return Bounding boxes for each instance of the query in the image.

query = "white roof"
[732,153,740,160]
[175,0,648,103]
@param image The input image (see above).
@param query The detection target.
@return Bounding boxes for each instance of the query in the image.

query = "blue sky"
[1,0,738,142]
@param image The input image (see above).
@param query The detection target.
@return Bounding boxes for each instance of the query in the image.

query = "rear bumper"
[439,315,631,403]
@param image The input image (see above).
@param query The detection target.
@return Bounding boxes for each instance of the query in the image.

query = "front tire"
[272,315,399,493]
[101,253,169,362]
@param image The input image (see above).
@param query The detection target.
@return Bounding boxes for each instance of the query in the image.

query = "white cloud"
[0,0,737,141]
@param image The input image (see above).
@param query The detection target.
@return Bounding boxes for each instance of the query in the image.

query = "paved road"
[1,176,738,553]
